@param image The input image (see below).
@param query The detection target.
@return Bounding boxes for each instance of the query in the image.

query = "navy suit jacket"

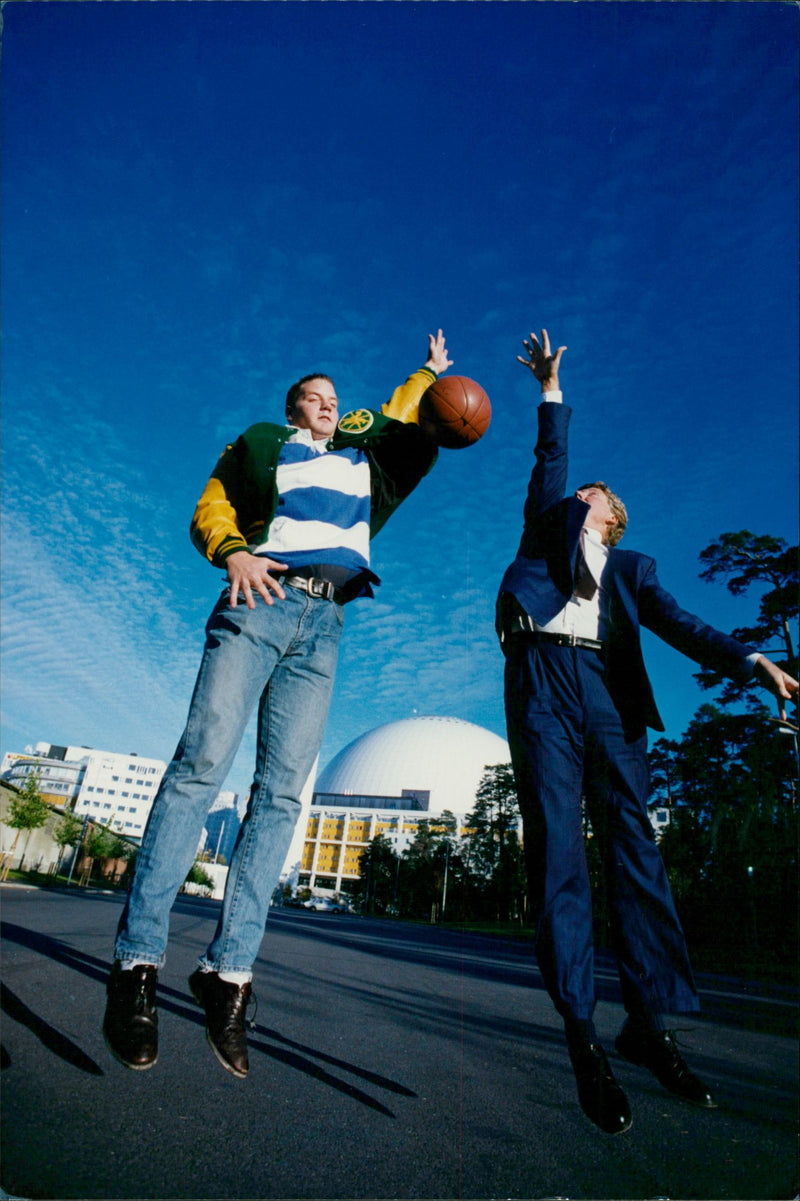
[497,401,753,731]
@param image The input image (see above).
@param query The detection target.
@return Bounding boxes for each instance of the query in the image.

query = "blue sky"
[2,1,797,805]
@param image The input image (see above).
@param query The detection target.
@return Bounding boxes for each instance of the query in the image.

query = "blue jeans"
[115,585,343,972]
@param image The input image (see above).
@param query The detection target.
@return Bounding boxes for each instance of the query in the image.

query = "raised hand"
[517,328,566,392]
[425,329,454,375]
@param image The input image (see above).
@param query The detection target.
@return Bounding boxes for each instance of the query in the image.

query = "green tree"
[648,530,800,973]
[396,813,462,922]
[52,811,85,875]
[648,738,682,810]
[106,835,126,859]
[184,860,215,892]
[355,833,398,915]
[695,531,798,707]
[396,820,436,919]
[656,702,797,964]
[84,825,118,862]
[4,772,51,872]
[82,825,120,882]
[464,765,526,922]
[429,811,467,923]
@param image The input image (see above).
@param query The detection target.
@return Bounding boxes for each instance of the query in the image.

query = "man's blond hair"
[578,481,628,547]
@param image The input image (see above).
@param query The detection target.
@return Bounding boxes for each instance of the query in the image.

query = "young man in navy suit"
[497,329,797,1135]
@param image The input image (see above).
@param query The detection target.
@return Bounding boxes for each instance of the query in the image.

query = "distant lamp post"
[771,716,798,815]
[775,720,799,779]
[441,843,450,922]
[214,820,225,864]
[66,815,90,887]
[746,864,758,951]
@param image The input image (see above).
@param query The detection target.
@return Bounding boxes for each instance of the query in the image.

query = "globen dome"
[314,716,510,815]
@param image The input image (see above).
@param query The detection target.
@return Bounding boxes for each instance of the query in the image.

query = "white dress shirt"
[536,526,608,641]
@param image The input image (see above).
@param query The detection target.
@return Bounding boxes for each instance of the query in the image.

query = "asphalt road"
[1,885,797,1201]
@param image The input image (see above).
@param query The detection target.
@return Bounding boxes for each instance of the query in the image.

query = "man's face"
[288,378,339,439]
[576,486,618,543]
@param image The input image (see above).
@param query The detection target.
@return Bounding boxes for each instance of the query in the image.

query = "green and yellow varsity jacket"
[190,367,439,568]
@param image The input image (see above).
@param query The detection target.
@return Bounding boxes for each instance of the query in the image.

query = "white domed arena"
[314,715,510,816]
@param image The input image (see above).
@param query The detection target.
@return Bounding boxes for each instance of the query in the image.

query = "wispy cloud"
[3,0,796,800]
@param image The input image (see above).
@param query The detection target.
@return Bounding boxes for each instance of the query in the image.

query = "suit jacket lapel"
[600,549,621,632]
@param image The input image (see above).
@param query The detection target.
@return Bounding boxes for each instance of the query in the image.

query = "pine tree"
[649,529,799,971]
[355,833,398,915]
[695,531,798,707]
[465,764,526,922]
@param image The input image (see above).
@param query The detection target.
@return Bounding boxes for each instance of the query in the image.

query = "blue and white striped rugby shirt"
[250,427,371,573]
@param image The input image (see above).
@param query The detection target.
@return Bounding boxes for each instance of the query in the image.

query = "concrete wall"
[0,784,66,874]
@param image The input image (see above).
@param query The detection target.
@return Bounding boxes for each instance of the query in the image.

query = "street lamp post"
[66,815,90,887]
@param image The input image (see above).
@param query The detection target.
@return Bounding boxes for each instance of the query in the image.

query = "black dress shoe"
[615,1020,717,1108]
[567,1038,633,1134]
[102,961,158,1070]
[189,969,252,1078]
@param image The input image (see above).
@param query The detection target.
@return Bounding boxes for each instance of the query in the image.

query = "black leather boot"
[566,1025,632,1134]
[616,1019,717,1108]
[189,969,252,1078]
[103,961,158,1070]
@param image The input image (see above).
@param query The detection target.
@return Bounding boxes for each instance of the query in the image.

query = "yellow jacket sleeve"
[381,366,437,424]
[190,446,252,566]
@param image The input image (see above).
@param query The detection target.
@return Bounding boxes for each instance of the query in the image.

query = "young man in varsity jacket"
[103,331,453,1078]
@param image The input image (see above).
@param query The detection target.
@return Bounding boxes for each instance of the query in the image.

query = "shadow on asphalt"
[264,910,799,1038]
[0,981,104,1077]
[0,919,416,1117]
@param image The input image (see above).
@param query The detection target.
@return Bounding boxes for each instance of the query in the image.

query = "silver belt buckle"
[308,577,334,601]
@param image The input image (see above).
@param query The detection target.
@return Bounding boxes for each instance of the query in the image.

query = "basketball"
[418,375,492,449]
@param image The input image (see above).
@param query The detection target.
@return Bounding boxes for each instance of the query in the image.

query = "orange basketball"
[418,375,492,449]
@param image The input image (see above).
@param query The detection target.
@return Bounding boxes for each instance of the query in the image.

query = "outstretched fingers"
[427,329,454,374]
[517,328,567,383]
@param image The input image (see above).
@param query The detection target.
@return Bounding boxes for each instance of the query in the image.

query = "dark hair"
[285,373,335,418]
[577,481,628,546]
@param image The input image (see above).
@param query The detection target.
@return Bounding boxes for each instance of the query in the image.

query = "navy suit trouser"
[504,636,699,1025]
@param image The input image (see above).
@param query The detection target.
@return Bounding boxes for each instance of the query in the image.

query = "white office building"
[1,742,167,843]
